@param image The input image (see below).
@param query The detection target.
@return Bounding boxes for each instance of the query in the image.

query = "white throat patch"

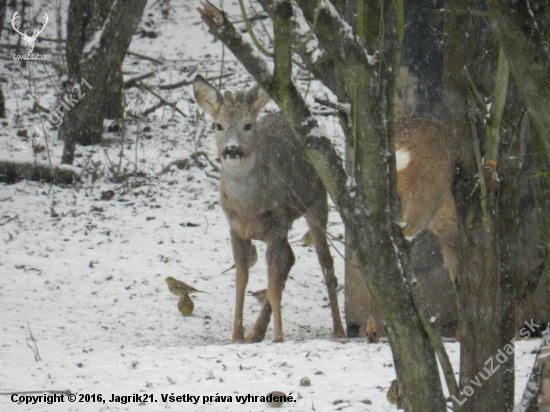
[222,151,257,177]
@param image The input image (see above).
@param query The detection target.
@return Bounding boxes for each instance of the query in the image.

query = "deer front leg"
[248,236,295,343]
[231,232,251,343]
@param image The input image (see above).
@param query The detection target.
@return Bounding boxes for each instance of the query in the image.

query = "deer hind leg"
[427,195,461,339]
[245,298,273,343]
[365,300,380,343]
[401,196,439,240]
[246,236,295,343]
[426,195,460,291]
[231,232,251,343]
[306,202,347,339]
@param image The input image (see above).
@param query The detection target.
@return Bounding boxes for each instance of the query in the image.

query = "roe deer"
[365,115,460,342]
[193,75,346,343]
[396,116,459,288]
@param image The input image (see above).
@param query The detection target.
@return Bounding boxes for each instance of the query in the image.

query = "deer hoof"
[245,331,264,343]
[333,329,347,339]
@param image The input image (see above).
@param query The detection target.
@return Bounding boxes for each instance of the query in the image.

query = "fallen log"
[0,159,81,184]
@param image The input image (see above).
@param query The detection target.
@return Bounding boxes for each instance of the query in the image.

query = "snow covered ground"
[0,0,541,410]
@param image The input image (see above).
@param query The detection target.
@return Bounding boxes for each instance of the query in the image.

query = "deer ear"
[193,75,224,117]
[245,85,271,116]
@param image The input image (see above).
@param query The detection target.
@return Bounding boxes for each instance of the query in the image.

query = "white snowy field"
[0,175,541,412]
[0,0,541,410]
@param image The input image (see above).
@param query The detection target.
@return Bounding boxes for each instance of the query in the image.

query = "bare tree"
[59,0,147,165]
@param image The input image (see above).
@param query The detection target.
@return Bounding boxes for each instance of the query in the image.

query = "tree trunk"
[486,0,550,332]
[497,77,525,411]
[443,1,508,410]
[60,0,147,164]
[66,0,124,121]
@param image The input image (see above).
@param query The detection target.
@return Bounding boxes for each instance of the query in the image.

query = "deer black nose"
[222,146,244,159]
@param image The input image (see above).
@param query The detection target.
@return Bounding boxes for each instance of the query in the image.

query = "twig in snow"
[124,71,157,89]
[137,83,187,118]
[26,323,42,361]
[192,151,220,173]
[140,101,164,117]
[0,215,19,226]
[127,51,164,65]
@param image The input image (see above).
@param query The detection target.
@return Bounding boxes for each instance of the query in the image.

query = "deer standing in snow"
[193,75,346,343]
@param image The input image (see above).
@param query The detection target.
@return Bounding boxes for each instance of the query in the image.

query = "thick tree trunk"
[497,77,525,411]
[487,0,550,331]
[60,0,147,164]
[66,0,123,120]
[443,1,508,410]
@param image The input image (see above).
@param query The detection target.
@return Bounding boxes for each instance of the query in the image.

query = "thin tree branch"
[137,83,187,118]
[124,71,157,89]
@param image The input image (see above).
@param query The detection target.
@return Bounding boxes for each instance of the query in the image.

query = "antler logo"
[11,11,49,54]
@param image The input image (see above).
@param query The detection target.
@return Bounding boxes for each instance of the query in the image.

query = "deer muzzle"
[222,146,244,161]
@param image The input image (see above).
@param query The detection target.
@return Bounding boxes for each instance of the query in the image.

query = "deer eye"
[216,123,223,131]
[244,123,252,131]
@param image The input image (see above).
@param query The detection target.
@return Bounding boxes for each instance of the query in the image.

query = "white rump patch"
[395,149,410,172]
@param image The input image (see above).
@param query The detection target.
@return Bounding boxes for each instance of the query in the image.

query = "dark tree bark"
[443,1,516,411]
[65,0,123,119]
[497,77,525,411]
[486,0,550,329]
[400,0,445,120]
[60,0,147,164]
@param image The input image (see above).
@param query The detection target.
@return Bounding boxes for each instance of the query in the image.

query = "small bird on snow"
[165,276,203,297]
[177,294,195,316]
[386,379,403,409]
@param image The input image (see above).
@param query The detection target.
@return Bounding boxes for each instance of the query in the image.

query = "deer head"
[193,75,270,171]
[12,11,49,54]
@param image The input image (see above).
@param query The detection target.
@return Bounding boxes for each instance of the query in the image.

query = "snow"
[0,0,541,410]
[308,127,327,138]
